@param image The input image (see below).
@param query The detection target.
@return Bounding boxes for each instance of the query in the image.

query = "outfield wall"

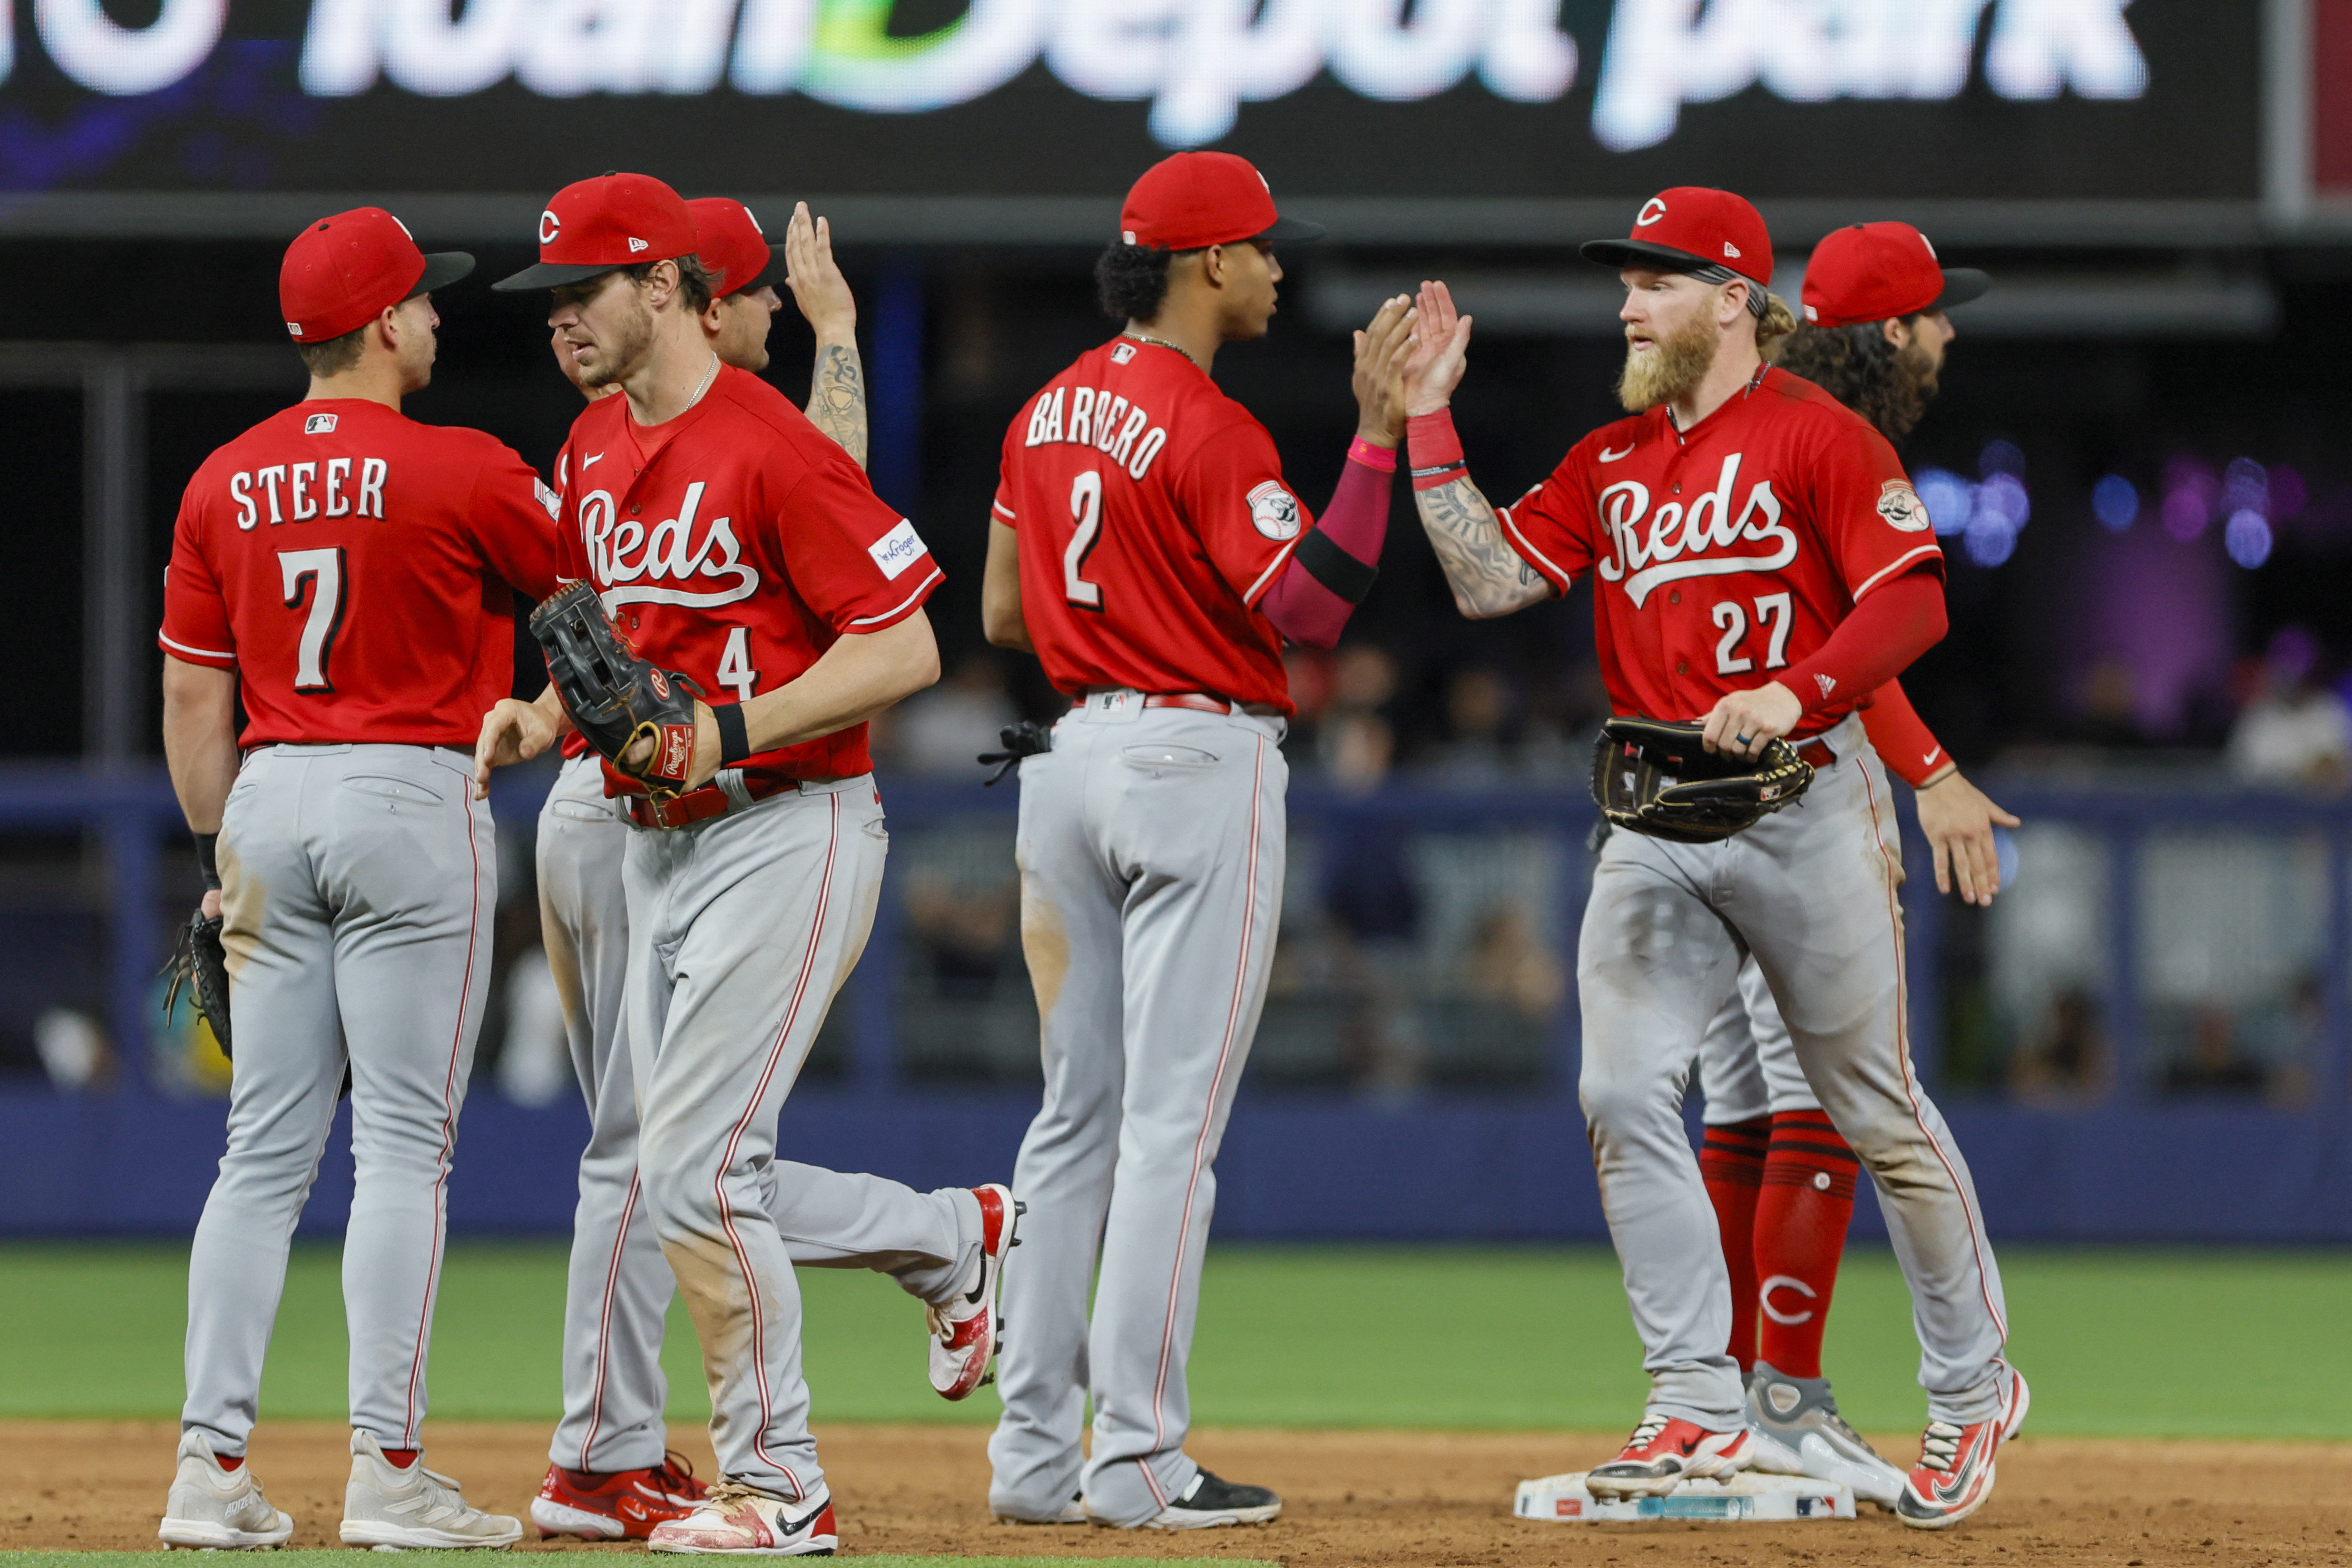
[8,1087,2350,1243]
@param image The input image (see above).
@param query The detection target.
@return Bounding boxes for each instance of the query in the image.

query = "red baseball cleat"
[531,1453,709,1540]
[1585,1413,1753,1498]
[1896,1367,2028,1531]
[928,1183,1021,1400]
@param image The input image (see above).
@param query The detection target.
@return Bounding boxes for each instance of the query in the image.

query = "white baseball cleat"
[339,1429,523,1550]
[995,1493,1087,1524]
[1585,1413,1754,1498]
[647,1483,838,1555]
[159,1429,294,1550]
[1744,1363,1908,1509]
[928,1183,1020,1400]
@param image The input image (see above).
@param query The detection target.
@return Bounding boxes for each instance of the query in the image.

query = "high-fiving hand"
[1404,279,1473,416]
[1351,294,1417,447]
[782,202,855,341]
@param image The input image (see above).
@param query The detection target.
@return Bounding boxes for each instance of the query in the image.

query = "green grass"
[3,1242,2349,1439]
[0,1559,1263,1568]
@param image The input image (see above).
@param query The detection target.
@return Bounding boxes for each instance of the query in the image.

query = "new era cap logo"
[627,236,649,253]
[539,210,561,244]
[1636,196,1668,226]
[1724,241,1741,258]
[305,412,338,435]
[285,321,305,338]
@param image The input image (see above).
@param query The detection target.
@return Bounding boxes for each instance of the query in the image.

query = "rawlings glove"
[162,908,232,1058]
[1589,716,1814,844]
[531,582,705,799]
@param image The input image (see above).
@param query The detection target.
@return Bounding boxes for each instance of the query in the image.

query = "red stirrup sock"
[1698,1116,1770,1372]
[1754,1109,1862,1379]
[381,1449,420,1469]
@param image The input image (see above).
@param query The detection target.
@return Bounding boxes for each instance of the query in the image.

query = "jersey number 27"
[1712,592,1792,676]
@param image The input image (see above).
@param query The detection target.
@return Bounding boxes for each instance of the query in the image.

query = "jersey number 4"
[279,547,347,692]
[1063,470,1106,611]
[1712,592,1793,676]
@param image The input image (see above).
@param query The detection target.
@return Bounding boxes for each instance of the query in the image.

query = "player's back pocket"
[1119,744,1219,773]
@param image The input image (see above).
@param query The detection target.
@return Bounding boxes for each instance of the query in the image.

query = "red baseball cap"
[1582,187,1772,290]
[687,198,781,299]
[279,207,471,343]
[1801,222,1991,328]
[494,171,700,291]
[1119,152,1323,250]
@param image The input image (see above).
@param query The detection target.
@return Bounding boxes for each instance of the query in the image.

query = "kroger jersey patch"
[1494,366,1941,738]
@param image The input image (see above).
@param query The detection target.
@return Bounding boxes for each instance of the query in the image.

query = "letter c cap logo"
[1636,196,1668,227]
[539,209,561,245]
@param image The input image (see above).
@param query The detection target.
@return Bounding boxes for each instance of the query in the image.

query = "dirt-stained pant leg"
[988,699,1287,1527]
[988,728,1132,1521]
[1697,957,1820,1125]
[1576,830,1750,1429]
[545,757,978,1477]
[1724,724,2009,1424]
[541,754,674,1474]
[184,745,494,1456]
[629,776,951,1501]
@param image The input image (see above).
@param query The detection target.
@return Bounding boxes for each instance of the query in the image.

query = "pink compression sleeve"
[1260,446,1393,651]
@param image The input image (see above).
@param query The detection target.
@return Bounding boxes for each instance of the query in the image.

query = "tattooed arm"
[1414,475,1553,618]
[1402,280,1553,620]
[781,202,871,469]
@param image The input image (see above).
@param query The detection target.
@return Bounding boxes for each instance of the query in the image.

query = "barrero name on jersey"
[1593,452,1796,609]
[229,458,389,530]
[580,479,759,609]
[1023,385,1170,481]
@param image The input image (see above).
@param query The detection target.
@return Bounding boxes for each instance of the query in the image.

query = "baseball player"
[1697,220,2021,1507]
[475,171,984,1556]
[980,151,1411,1530]
[1402,188,2023,1529]
[156,208,558,1550]
[529,194,1005,1542]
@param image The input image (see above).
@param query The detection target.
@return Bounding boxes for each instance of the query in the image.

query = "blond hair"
[1755,291,1796,359]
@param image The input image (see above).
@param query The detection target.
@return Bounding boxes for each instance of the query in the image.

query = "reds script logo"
[580,480,760,610]
[1594,452,1798,608]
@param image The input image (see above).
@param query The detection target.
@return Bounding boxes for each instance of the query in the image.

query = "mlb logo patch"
[1111,342,1137,365]
[305,412,338,435]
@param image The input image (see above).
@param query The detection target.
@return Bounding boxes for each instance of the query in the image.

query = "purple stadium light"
[2222,457,2269,518]
[1975,471,2030,531]
[2160,455,2217,542]
[1963,513,2017,567]
[2091,474,2138,531]
[2224,510,2273,568]
[1978,438,2026,479]
[1915,468,1974,538]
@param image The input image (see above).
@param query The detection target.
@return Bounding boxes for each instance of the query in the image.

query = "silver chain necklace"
[1122,329,1200,370]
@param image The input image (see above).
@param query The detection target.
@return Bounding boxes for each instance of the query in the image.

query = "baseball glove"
[162,908,232,1058]
[531,582,704,800]
[1589,716,1814,844]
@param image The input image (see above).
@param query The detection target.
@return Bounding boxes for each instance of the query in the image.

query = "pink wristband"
[1347,436,1397,473]
[1406,409,1466,491]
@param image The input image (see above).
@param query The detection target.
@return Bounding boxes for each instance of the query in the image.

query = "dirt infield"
[9,1420,2350,1564]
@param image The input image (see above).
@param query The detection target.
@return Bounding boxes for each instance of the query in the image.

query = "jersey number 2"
[1063,470,1105,611]
[278,547,346,692]
[1712,592,1793,676]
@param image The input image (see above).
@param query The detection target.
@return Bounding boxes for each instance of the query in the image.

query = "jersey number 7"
[279,547,347,692]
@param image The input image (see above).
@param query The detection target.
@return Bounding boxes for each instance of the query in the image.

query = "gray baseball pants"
[183,744,495,1456]
[1698,956,1819,1124]
[988,693,1288,1527]
[1577,715,2007,1431]
[537,755,978,1476]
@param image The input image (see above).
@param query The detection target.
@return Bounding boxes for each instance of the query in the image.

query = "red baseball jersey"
[159,399,561,748]
[1495,366,1942,738]
[993,338,1307,714]
[552,365,939,788]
